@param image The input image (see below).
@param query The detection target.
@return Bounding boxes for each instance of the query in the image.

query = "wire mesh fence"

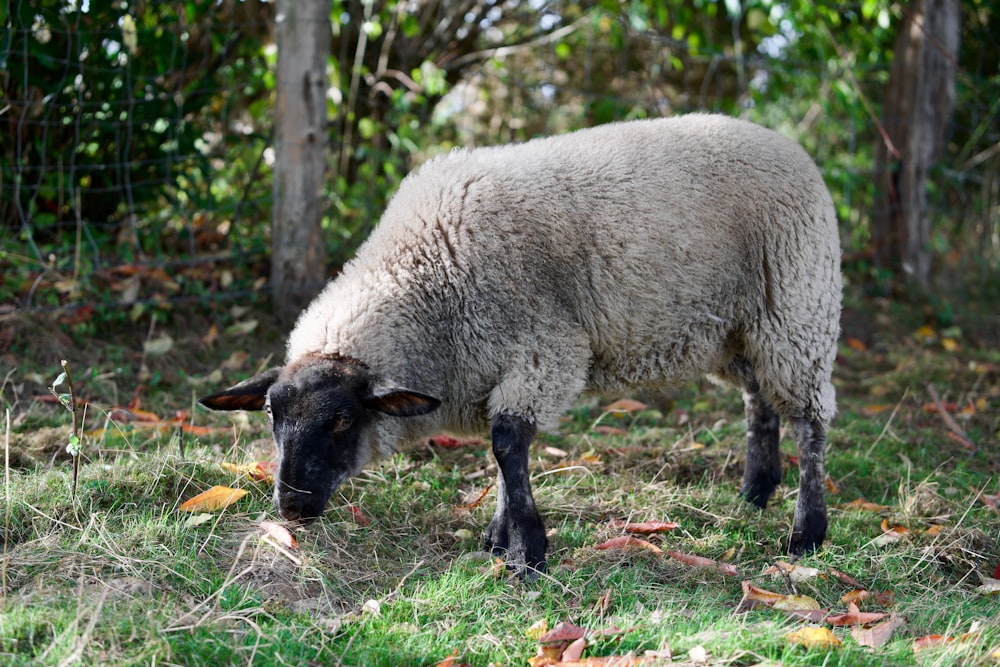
[2,1,998,320]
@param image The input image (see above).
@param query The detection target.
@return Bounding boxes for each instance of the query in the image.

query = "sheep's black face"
[265,369,373,523]
[198,354,441,524]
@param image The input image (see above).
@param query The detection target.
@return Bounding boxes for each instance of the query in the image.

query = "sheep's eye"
[331,412,352,433]
[264,397,273,421]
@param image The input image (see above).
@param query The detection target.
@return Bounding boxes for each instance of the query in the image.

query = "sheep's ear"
[363,386,441,418]
[198,367,281,411]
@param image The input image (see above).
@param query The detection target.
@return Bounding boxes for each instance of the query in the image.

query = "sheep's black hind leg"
[740,392,783,509]
[788,417,828,555]
[486,413,547,580]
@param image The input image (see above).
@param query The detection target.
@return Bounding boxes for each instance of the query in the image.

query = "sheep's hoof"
[740,470,782,509]
[484,519,509,556]
[788,511,828,556]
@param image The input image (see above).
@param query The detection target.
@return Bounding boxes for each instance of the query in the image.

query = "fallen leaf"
[666,551,737,576]
[827,568,865,588]
[259,520,297,549]
[562,636,587,661]
[603,398,648,413]
[143,334,174,356]
[220,460,276,484]
[179,485,247,512]
[433,649,464,667]
[595,536,662,554]
[851,615,906,649]
[994,563,1000,579]
[840,589,869,605]
[825,476,841,494]
[593,587,613,617]
[825,602,887,626]
[773,594,822,611]
[941,337,960,352]
[688,645,709,664]
[785,626,841,649]
[225,319,259,336]
[220,350,250,371]
[428,434,483,448]
[183,512,214,527]
[741,581,789,607]
[840,498,889,512]
[912,634,952,651]
[845,337,867,351]
[201,323,219,347]
[544,446,569,457]
[924,524,947,537]
[783,609,830,622]
[526,619,550,640]
[762,560,821,582]
[539,621,587,644]
[457,484,493,511]
[593,425,627,436]
[860,403,892,416]
[610,520,679,534]
[349,504,371,526]
[880,519,909,536]
[975,577,1000,595]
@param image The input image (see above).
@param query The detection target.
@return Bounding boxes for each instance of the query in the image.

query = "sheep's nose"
[279,506,302,522]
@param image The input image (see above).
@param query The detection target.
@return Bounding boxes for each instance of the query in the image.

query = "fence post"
[271,0,331,322]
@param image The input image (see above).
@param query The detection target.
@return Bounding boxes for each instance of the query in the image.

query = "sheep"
[200,114,842,579]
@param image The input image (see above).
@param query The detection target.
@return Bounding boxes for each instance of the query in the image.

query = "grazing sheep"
[200,114,842,578]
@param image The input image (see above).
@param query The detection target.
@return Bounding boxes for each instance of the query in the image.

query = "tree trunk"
[872,0,960,291]
[271,0,331,322]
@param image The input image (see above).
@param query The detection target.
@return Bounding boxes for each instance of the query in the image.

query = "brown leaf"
[912,634,953,651]
[180,485,247,512]
[349,504,371,526]
[852,615,906,649]
[740,581,788,607]
[539,621,587,644]
[428,434,483,448]
[201,323,219,347]
[880,519,909,536]
[845,337,867,351]
[825,602,887,626]
[667,551,737,576]
[593,587,613,617]
[457,484,493,511]
[562,636,587,662]
[609,520,679,534]
[827,568,865,588]
[860,403,892,416]
[603,398,648,413]
[839,498,889,512]
[594,536,662,554]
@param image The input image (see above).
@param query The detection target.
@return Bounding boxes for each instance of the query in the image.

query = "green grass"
[2,295,999,666]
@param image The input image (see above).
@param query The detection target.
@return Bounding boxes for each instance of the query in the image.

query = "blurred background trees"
[2,0,998,320]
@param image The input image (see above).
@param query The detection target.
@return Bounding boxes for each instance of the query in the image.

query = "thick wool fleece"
[287,114,841,453]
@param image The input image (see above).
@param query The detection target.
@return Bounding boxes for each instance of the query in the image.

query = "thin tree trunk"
[872,0,960,291]
[271,0,331,322]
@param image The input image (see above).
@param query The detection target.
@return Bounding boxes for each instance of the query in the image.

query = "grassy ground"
[1,289,998,667]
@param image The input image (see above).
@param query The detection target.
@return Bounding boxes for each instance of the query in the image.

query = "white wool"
[287,114,841,442]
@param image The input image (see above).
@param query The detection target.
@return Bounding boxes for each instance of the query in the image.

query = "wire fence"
[2,2,998,319]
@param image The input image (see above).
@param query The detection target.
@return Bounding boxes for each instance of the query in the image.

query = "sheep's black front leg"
[740,392,782,508]
[485,413,546,580]
[484,471,508,555]
[788,417,828,555]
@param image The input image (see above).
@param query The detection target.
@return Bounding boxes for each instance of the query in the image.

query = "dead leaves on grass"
[179,485,247,512]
